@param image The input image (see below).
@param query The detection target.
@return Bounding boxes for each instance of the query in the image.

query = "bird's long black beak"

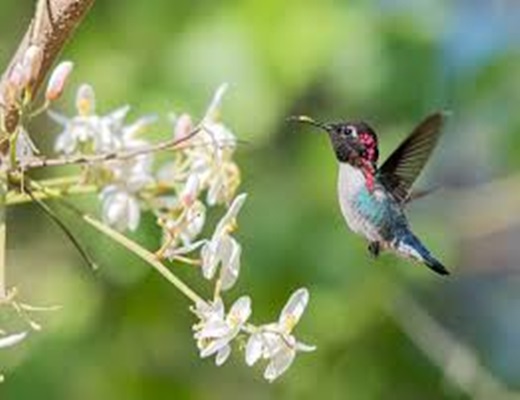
[287,115,330,133]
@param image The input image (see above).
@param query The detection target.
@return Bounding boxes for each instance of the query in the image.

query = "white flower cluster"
[49,81,240,240]
[155,86,240,259]
[50,84,156,231]
[180,189,313,381]
[193,288,314,382]
[21,72,315,383]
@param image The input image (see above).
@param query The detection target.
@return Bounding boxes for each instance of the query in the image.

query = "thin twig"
[19,126,202,170]
[0,173,6,299]
[24,183,98,270]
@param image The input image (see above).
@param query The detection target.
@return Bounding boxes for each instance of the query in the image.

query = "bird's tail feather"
[397,231,449,276]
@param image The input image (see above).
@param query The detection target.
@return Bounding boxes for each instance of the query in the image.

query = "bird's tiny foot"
[368,241,380,258]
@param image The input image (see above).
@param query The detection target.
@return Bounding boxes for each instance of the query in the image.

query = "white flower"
[173,85,240,206]
[160,200,207,258]
[50,92,121,155]
[51,85,148,155]
[189,120,240,206]
[201,193,247,291]
[0,331,28,349]
[98,148,154,231]
[15,128,38,163]
[100,186,141,231]
[245,288,315,382]
[50,84,156,231]
[193,296,251,366]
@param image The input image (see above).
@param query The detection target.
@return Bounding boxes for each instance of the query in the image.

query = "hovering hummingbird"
[290,112,449,275]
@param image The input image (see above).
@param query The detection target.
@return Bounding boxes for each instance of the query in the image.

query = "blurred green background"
[2,0,520,399]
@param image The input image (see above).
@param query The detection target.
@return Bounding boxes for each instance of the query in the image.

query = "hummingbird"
[290,112,449,275]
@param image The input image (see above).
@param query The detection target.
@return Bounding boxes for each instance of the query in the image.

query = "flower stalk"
[82,214,206,305]
[0,171,6,300]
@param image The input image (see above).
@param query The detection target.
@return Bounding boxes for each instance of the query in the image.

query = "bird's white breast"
[337,162,382,242]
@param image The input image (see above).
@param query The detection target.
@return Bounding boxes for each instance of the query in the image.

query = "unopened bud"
[21,45,43,86]
[180,174,200,206]
[45,61,74,101]
[75,83,95,116]
[174,113,193,140]
[8,63,25,92]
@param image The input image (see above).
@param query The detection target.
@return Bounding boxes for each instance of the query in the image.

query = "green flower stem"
[36,176,83,187]
[82,214,206,305]
[0,171,6,299]
[6,183,96,205]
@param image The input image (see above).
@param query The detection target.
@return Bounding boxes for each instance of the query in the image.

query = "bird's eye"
[343,125,357,138]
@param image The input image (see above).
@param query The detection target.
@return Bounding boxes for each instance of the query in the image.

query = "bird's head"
[289,116,379,168]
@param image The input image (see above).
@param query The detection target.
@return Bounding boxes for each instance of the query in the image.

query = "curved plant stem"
[7,183,96,205]
[82,214,206,305]
[0,172,6,300]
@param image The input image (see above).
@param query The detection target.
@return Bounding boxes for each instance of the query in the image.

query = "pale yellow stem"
[0,224,5,300]
[82,215,206,305]
[0,171,6,299]
[6,183,96,205]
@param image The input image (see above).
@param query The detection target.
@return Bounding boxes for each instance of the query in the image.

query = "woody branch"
[0,0,94,135]
[0,0,94,299]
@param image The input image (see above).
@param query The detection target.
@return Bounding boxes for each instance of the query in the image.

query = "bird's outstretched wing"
[377,112,447,204]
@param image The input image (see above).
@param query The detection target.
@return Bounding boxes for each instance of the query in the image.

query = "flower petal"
[196,320,229,339]
[227,296,251,326]
[278,287,309,332]
[295,341,316,353]
[215,344,231,366]
[0,331,28,349]
[123,115,157,139]
[203,83,228,123]
[180,174,200,206]
[101,190,141,231]
[263,346,296,383]
[104,105,131,129]
[215,193,247,235]
[201,241,220,280]
[199,336,230,358]
[76,84,96,116]
[245,333,263,366]
[220,238,241,291]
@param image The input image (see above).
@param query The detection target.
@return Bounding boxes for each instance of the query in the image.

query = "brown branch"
[0,0,95,135]
[19,127,203,170]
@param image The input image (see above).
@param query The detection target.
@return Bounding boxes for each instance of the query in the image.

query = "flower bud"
[174,113,193,140]
[75,83,95,116]
[8,63,25,92]
[21,45,43,86]
[180,174,200,206]
[45,61,74,101]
